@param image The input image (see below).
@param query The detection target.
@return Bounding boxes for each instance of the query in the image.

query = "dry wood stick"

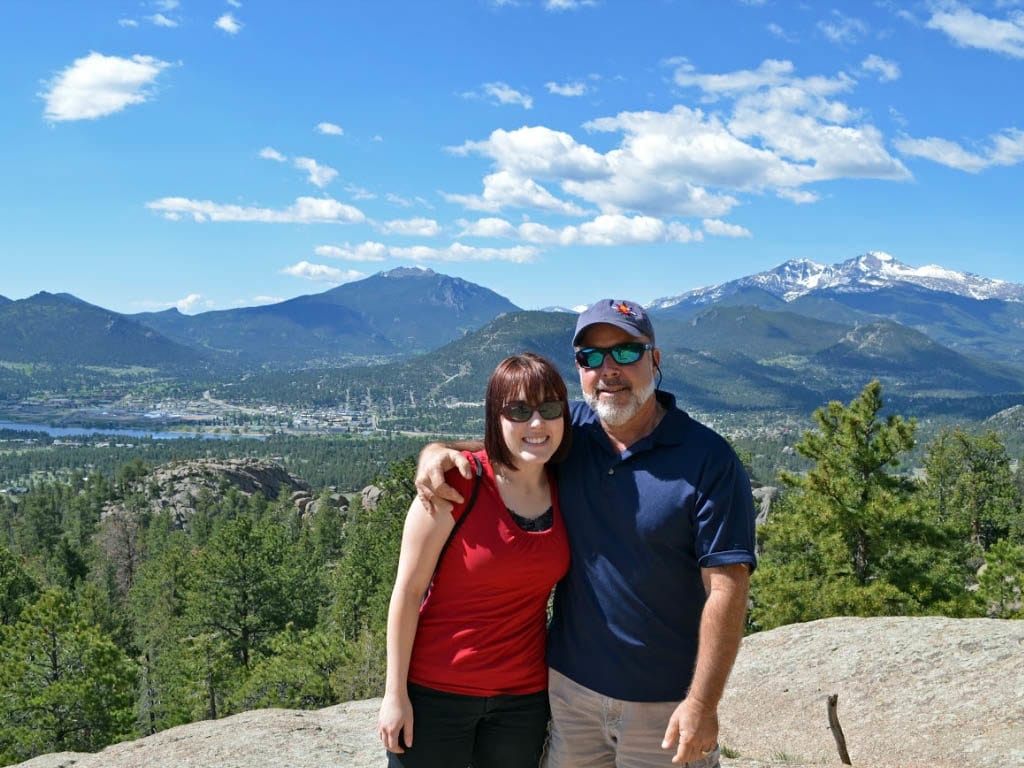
[826,693,853,765]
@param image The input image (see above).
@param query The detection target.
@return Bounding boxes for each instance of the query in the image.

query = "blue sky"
[2,0,1022,314]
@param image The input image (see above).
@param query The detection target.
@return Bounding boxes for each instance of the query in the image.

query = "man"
[415,299,756,767]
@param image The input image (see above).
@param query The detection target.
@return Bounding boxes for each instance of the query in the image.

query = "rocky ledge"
[11,616,1024,768]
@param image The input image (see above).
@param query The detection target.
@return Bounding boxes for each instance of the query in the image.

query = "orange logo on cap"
[615,302,634,317]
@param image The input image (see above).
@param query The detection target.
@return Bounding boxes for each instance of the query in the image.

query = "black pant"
[386,683,550,768]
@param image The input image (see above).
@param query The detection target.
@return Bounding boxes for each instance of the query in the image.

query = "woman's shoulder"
[443,449,488,499]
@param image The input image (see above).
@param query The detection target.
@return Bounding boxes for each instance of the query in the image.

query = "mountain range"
[2,253,1024,418]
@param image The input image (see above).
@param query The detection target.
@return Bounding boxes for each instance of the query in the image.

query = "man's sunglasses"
[575,342,653,369]
[500,400,564,422]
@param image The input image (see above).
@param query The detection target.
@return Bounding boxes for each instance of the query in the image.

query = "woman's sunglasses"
[575,342,653,369]
[500,400,564,422]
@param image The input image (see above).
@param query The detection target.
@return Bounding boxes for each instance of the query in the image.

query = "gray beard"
[583,377,656,427]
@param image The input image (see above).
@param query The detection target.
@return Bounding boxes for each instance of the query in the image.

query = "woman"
[378,352,571,768]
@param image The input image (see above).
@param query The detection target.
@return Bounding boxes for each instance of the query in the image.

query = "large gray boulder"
[102,457,312,529]
[10,617,1024,768]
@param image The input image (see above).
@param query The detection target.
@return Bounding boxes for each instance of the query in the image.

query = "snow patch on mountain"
[650,251,1024,309]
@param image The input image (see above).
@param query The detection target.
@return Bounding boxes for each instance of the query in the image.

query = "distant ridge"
[648,252,1024,367]
[650,251,1024,309]
[132,268,519,366]
[5,254,1024,419]
[0,292,208,369]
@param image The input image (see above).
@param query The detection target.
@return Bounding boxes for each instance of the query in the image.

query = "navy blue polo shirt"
[546,391,757,702]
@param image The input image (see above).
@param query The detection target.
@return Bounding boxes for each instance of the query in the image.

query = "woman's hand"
[378,690,414,754]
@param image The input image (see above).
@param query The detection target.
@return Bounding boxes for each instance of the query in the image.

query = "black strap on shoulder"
[427,454,483,593]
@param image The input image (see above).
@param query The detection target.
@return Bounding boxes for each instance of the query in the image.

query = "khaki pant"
[542,668,720,768]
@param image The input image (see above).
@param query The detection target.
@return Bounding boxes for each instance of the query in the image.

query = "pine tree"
[0,544,38,626]
[977,539,1024,618]
[0,590,137,764]
[751,381,973,629]
[921,428,1020,552]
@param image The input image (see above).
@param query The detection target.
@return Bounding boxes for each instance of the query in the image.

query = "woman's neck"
[494,462,547,489]
[494,462,551,519]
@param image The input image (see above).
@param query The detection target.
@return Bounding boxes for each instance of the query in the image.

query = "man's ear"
[652,347,661,369]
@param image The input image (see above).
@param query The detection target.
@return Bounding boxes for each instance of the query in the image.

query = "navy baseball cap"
[573,299,655,346]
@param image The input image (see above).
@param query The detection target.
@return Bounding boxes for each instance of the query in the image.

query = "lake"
[0,420,259,441]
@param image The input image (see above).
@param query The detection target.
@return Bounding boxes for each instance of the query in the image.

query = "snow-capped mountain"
[649,251,1024,310]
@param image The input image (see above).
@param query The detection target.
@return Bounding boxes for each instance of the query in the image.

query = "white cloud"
[118,18,139,27]
[456,217,518,238]
[861,54,901,81]
[386,193,413,207]
[388,243,539,263]
[452,126,607,180]
[482,82,533,109]
[41,51,172,122]
[925,5,1024,58]
[545,0,596,10]
[674,58,796,94]
[347,184,376,200]
[378,218,442,237]
[154,0,180,10]
[259,146,286,162]
[134,291,213,313]
[174,293,206,312]
[315,239,535,264]
[817,10,868,44]
[315,242,389,261]
[282,261,365,284]
[894,129,1024,172]
[148,13,178,27]
[227,0,242,6]
[576,214,699,245]
[146,196,366,223]
[546,80,588,97]
[776,188,820,204]
[294,157,338,188]
[316,121,344,136]
[446,59,909,226]
[516,222,562,244]
[766,23,797,43]
[444,170,589,216]
[703,218,753,238]
[670,60,909,186]
[215,13,242,34]
[515,214,701,246]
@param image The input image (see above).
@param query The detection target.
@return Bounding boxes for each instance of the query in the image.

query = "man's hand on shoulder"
[414,442,476,516]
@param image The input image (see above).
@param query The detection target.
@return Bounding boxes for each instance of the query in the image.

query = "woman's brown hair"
[483,352,571,471]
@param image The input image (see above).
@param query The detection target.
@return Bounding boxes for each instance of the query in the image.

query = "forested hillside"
[1,381,1022,766]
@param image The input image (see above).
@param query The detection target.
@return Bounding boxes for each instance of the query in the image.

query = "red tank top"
[408,451,569,696]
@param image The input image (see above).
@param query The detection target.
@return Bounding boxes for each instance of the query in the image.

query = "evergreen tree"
[977,539,1024,619]
[180,506,322,716]
[921,428,1021,552]
[751,381,973,629]
[128,523,196,733]
[330,458,412,642]
[0,544,38,626]
[0,590,137,764]
[229,624,350,711]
